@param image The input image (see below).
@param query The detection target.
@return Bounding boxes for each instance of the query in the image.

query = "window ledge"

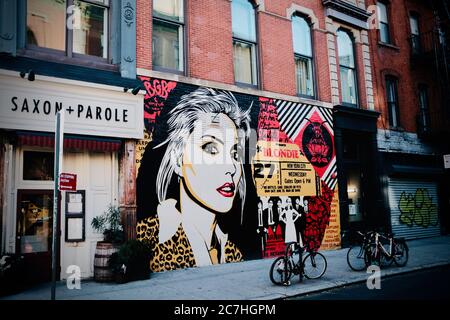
[234,81,259,90]
[153,66,185,76]
[297,93,316,100]
[18,49,119,73]
[377,42,400,51]
[389,126,405,132]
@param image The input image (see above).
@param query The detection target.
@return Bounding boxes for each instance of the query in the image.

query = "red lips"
[216,182,235,197]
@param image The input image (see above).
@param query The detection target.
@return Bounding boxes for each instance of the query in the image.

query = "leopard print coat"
[136,216,243,272]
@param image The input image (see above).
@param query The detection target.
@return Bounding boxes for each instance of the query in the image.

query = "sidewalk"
[2,236,450,300]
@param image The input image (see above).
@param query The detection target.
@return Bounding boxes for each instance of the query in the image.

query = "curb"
[277,261,450,300]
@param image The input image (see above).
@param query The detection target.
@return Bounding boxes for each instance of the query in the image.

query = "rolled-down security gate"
[388,178,441,239]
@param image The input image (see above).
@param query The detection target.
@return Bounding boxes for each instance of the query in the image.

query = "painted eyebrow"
[201,135,224,145]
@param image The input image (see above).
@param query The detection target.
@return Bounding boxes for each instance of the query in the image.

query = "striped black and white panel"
[320,107,333,130]
[321,157,337,190]
[274,100,314,141]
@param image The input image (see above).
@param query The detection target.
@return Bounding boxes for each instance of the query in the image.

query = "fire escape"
[413,0,450,146]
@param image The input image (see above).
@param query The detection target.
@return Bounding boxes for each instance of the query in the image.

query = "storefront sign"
[59,173,77,191]
[0,74,144,139]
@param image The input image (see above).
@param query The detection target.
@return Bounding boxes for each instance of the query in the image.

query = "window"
[418,85,430,129]
[410,14,420,53]
[377,2,390,44]
[27,0,109,59]
[23,151,54,181]
[292,15,314,98]
[232,0,258,86]
[337,30,358,106]
[386,76,400,127]
[152,0,184,72]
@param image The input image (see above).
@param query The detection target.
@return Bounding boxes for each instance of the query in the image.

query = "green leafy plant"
[109,240,152,283]
[91,205,124,244]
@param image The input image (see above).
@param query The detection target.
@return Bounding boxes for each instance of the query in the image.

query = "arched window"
[232,0,258,86]
[152,0,185,73]
[386,76,400,127]
[292,14,314,98]
[337,30,358,107]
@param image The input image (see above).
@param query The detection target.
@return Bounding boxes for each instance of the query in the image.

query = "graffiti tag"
[398,189,439,228]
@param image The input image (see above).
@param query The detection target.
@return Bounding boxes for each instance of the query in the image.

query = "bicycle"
[346,230,376,271]
[365,231,409,268]
[269,241,327,286]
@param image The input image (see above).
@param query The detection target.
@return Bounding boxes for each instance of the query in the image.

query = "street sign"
[444,154,450,169]
[59,173,77,191]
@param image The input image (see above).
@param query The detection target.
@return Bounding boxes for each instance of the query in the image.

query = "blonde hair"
[155,87,251,216]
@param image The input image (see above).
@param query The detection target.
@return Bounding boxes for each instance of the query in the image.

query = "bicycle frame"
[372,232,398,261]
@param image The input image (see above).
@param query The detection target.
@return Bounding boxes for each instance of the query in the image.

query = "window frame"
[152,0,186,75]
[377,1,391,44]
[418,84,430,129]
[292,14,316,99]
[409,13,421,54]
[337,29,359,108]
[231,0,259,88]
[25,0,111,64]
[385,76,400,128]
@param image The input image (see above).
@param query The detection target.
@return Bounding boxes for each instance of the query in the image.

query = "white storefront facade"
[0,70,143,281]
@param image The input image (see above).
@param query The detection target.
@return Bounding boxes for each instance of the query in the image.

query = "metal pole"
[51,111,64,300]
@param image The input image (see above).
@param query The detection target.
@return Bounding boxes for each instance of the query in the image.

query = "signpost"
[51,110,64,300]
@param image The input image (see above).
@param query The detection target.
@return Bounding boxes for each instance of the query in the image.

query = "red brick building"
[367,0,450,238]
[134,0,384,254]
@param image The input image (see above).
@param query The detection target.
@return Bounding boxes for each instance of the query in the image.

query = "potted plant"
[91,204,124,282]
[91,204,124,244]
[109,239,152,284]
[0,253,25,296]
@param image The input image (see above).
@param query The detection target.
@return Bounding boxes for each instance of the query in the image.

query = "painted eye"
[202,142,219,155]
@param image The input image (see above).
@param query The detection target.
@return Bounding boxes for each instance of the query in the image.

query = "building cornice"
[322,0,371,29]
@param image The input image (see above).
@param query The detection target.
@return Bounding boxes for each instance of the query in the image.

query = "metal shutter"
[388,178,441,239]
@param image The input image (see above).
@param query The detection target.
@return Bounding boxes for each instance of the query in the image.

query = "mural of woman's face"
[181,113,242,213]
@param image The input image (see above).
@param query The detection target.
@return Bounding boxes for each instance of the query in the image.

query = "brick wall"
[367,0,438,133]
[258,12,296,96]
[188,0,234,83]
[136,0,152,70]
[135,0,365,105]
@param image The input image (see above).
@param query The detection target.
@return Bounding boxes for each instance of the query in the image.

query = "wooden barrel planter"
[94,242,119,282]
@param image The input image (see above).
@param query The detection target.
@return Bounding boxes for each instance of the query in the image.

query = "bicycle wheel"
[269,257,293,285]
[393,241,409,267]
[303,252,327,279]
[364,243,381,267]
[380,243,394,268]
[347,245,367,271]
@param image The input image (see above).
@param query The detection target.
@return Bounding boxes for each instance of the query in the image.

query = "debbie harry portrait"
[136,87,256,272]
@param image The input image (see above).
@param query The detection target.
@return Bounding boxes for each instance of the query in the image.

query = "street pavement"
[2,236,450,300]
[296,265,450,300]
